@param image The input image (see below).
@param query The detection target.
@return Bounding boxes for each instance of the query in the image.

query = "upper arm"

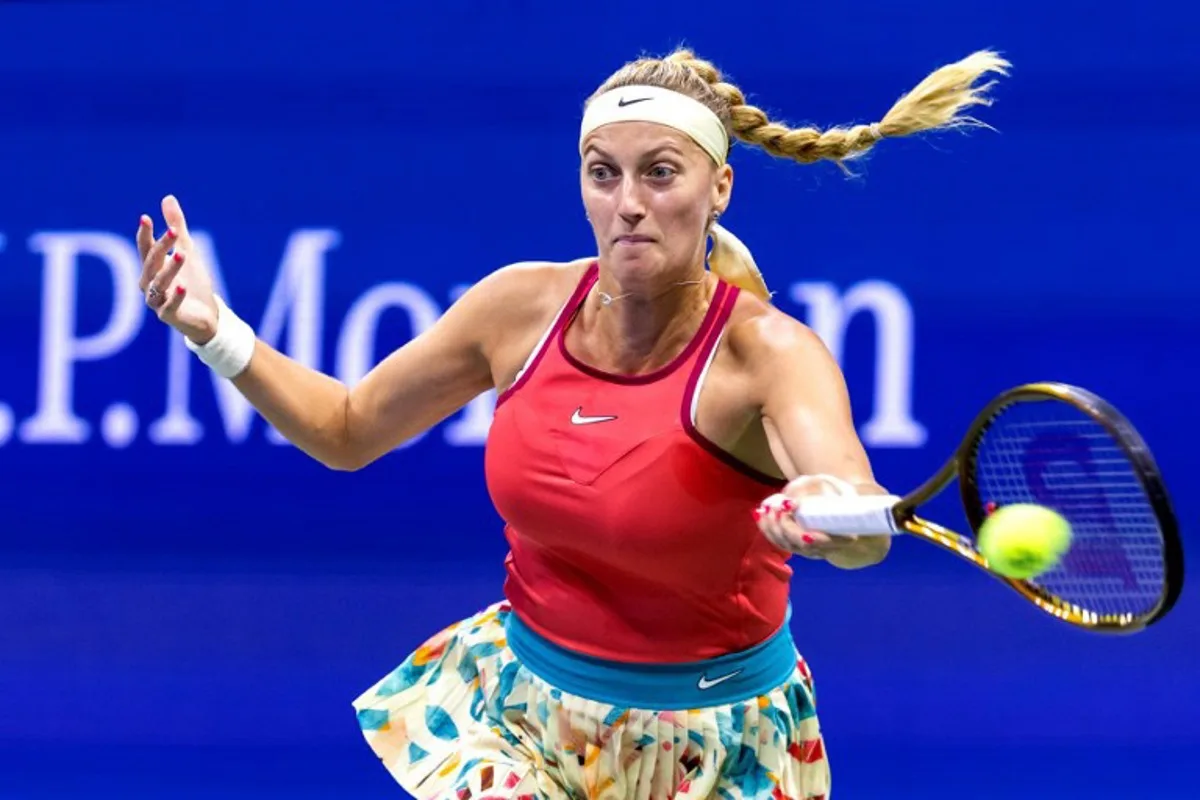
[341,262,566,468]
[739,311,878,487]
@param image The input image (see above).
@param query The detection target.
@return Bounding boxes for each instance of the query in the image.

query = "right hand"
[137,195,219,344]
[754,475,892,569]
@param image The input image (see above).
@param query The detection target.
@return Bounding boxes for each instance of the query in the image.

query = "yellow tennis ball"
[977,503,1073,579]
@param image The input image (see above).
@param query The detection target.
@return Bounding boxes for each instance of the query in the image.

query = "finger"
[139,226,178,291]
[755,494,798,553]
[776,512,829,559]
[149,251,187,298]
[791,546,825,561]
[755,515,791,553]
[780,526,832,552]
[775,525,824,560]
[136,215,155,261]
[752,504,782,548]
[157,284,186,319]
[161,195,190,239]
[762,494,794,542]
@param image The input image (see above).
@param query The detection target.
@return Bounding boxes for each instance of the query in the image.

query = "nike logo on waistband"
[570,408,618,426]
[697,669,743,690]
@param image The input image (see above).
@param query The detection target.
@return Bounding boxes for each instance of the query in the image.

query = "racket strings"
[972,404,1164,619]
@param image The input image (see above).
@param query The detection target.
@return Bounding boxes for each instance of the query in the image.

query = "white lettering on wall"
[791,280,926,447]
[19,233,144,444]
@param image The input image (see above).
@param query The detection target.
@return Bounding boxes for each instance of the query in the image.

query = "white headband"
[579,85,729,165]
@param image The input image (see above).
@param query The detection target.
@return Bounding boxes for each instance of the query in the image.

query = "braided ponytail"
[730,51,1008,166]
[595,48,1011,169]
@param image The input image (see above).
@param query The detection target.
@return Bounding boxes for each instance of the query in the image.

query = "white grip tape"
[792,494,903,536]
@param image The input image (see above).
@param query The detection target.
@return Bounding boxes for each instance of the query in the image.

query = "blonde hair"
[587,49,1011,299]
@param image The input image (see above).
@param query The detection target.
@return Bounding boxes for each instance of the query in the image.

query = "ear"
[712,163,733,216]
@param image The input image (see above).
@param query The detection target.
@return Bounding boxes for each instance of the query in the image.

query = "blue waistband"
[503,607,797,710]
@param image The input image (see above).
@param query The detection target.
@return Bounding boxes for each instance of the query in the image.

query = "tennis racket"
[792,382,1184,633]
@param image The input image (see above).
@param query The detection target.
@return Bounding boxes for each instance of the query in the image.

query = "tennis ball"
[977,503,1073,579]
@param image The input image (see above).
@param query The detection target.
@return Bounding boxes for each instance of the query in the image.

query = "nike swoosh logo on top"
[697,669,743,690]
[570,407,618,426]
[617,97,652,107]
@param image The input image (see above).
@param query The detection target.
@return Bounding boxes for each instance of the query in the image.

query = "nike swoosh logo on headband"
[617,97,652,107]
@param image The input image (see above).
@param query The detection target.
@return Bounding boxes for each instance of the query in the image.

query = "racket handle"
[792,494,902,536]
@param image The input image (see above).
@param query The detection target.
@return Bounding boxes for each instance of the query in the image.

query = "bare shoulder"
[692,288,848,478]
[456,257,593,387]
[721,291,836,378]
[461,257,592,323]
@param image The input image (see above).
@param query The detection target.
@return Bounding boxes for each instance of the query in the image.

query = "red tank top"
[484,263,791,663]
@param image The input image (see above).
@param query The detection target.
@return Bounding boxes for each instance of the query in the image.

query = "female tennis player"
[137,48,1007,800]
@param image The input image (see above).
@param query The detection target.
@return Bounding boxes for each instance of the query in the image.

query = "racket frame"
[888,382,1184,633]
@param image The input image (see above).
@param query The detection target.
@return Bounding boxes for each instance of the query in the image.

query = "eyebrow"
[583,141,688,160]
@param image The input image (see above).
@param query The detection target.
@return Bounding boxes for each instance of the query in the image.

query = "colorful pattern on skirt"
[353,602,830,800]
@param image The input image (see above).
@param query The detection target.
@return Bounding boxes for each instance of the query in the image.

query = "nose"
[616,175,647,226]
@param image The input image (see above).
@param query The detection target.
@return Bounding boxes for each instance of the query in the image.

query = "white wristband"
[184,295,256,379]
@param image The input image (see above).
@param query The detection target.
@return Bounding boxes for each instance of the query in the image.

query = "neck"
[582,267,713,374]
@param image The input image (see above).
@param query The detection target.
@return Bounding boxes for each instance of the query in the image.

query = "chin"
[608,252,668,284]
[605,243,650,263]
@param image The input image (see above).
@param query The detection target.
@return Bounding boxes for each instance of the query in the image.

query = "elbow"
[308,425,371,472]
[318,391,370,471]
[319,447,371,472]
[322,456,364,472]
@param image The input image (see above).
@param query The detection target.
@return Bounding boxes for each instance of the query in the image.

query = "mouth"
[613,235,655,246]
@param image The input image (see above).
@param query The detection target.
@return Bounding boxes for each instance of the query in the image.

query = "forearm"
[232,340,357,470]
[744,309,898,570]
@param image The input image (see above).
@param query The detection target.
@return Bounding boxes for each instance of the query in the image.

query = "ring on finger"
[146,285,164,305]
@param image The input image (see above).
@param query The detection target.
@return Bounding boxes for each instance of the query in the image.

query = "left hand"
[754,475,890,569]
[137,196,219,344]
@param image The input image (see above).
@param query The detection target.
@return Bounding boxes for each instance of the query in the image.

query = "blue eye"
[648,164,677,180]
[588,165,616,181]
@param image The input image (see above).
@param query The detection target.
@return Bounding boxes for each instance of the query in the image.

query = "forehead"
[581,122,707,161]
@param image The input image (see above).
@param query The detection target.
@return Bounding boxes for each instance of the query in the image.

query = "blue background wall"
[0,1,1196,797]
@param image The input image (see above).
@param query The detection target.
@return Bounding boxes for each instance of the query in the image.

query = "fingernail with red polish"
[802,535,814,544]
[752,508,762,522]
[781,499,796,512]
[173,252,183,263]
[167,227,177,239]
[175,286,185,296]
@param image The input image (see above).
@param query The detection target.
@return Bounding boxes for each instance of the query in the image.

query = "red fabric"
[484,263,790,663]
